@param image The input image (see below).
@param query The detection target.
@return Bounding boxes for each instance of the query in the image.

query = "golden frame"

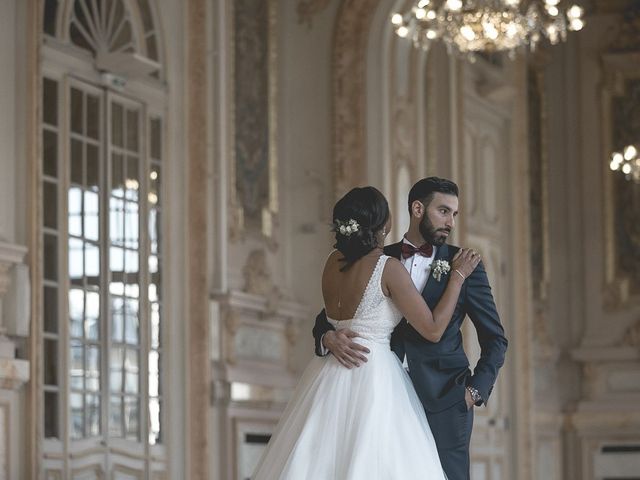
[228,0,279,243]
[601,51,640,310]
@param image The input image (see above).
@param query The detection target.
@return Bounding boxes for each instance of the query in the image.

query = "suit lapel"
[422,243,450,308]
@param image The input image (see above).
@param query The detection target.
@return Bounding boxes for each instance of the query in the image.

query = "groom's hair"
[408,177,459,214]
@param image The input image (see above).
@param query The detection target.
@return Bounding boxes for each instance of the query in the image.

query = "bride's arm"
[383,250,479,342]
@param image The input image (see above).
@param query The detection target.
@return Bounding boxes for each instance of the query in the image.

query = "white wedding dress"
[252,255,447,480]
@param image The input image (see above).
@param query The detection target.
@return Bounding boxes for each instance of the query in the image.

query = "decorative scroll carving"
[332,0,380,199]
[242,249,281,313]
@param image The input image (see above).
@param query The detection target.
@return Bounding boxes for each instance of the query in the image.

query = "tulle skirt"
[252,339,447,479]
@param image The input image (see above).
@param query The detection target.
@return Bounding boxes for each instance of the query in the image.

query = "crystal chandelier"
[391,0,585,57]
[610,145,640,183]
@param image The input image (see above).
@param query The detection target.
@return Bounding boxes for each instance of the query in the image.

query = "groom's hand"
[323,329,370,369]
[465,389,475,410]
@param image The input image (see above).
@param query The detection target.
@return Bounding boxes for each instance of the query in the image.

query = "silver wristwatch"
[466,386,482,404]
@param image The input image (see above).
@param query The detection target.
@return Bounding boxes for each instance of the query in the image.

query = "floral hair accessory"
[431,260,450,282]
[333,218,360,237]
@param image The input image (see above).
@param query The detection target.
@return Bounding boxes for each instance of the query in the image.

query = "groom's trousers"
[426,398,474,480]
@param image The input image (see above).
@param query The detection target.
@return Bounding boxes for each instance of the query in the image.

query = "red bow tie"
[401,242,434,259]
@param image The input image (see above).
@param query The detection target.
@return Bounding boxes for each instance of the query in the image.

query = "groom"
[312,177,508,480]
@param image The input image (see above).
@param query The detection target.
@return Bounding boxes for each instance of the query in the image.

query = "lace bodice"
[326,255,402,345]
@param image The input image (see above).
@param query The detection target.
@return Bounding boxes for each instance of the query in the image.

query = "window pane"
[84,242,100,285]
[44,286,58,333]
[110,197,125,246]
[44,339,58,386]
[69,289,84,338]
[70,342,84,390]
[71,139,83,185]
[112,103,123,148]
[43,129,58,177]
[84,190,99,241]
[110,346,124,392]
[150,118,161,160]
[43,234,58,281]
[85,393,100,436]
[109,395,123,437]
[148,397,160,444]
[150,305,160,348]
[71,88,83,135]
[126,110,139,151]
[43,78,58,126]
[43,181,58,229]
[124,300,139,344]
[124,396,139,439]
[112,153,124,196]
[68,238,83,284]
[68,187,83,237]
[43,0,58,35]
[85,346,100,391]
[111,298,124,342]
[86,95,100,140]
[44,391,59,439]
[85,291,100,340]
[70,393,84,439]
[86,144,99,188]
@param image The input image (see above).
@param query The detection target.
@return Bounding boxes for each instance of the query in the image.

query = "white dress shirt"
[400,237,437,294]
[399,238,436,369]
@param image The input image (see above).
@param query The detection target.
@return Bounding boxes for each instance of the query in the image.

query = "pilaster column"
[0,241,29,390]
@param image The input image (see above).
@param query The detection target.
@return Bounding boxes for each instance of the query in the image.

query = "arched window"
[40,1,166,476]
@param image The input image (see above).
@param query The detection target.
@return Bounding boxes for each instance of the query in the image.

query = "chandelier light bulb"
[460,25,476,41]
[610,159,619,171]
[624,144,637,160]
[445,0,464,12]
[567,5,584,19]
[484,21,499,40]
[622,163,632,175]
[569,18,584,31]
[390,0,585,56]
[612,152,624,165]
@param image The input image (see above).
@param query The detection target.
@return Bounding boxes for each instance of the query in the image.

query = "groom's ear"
[411,200,425,218]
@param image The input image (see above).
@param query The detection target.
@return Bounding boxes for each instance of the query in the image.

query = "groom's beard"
[419,215,450,247]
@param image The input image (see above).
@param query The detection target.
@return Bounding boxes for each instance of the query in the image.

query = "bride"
[252,186,480,479]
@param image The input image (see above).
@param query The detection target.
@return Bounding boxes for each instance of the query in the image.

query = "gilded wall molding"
[229,0,279,244]
[332,0,380,200]
[601,48,640,311]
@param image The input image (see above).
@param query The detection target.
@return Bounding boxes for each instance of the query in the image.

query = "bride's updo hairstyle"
[332,186,389,270]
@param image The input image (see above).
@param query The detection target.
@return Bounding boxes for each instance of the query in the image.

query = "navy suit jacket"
[312,241,508,413]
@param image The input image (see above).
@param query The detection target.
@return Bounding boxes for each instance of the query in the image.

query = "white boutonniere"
[431,260,451,282]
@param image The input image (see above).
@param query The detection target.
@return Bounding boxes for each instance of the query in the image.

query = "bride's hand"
[451,248,481,280]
